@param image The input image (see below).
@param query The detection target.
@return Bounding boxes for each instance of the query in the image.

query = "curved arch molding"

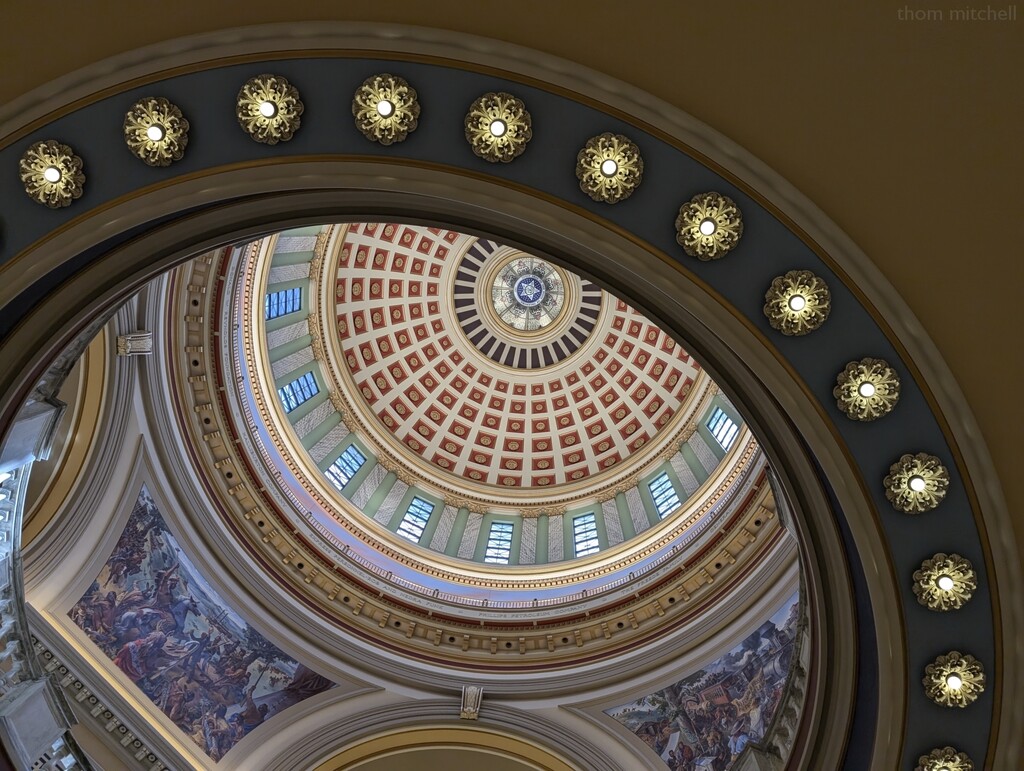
[0,23,1017,770]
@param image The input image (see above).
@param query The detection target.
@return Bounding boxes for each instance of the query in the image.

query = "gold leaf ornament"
[884,452,949,513]
[236,74,303,144]
[19,140,85,208]
[922,651,985,708]
[763,270,831,335]
[464,92,532,162]
[353,74,420,145]
[913,553,976,611]
[914,747,973,771]
[576,133,644,203]
[675,192,744,260]
[123,97,189,166]
[833,357,900,421]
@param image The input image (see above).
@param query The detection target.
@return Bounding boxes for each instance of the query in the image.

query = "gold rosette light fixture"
[914,747,973,771]
[763,269,831,335]
[236,74,303,145]
[884,452,949,513]
[19,140,85,208]
[123,97,189,166]
[576,133,643,203]
[833,357,900,421]
[913,553,976,611]
[675,192,744,260]
[352,74,420,145]
[923,651,985,708]
[464,92,532,162]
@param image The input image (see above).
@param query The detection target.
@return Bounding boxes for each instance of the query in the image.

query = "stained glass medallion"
[490,256,566,331]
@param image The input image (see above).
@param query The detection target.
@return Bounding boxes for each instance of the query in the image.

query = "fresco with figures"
[69,486,334,761]
[606,592,800,771]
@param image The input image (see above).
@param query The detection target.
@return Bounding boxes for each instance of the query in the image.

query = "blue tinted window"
[484,521,514,564]
[278,372,318,413]
[707,407,739,450]
[573,513,600,557]
[265,287,302,319]
[326,445,366,491]
[649,472,681,519]
[397,497,434,543]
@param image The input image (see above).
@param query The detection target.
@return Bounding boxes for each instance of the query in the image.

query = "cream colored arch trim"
[313,727,578,771]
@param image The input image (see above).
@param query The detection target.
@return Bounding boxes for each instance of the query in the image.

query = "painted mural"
[69,486,334,761]
[606,592,800,771]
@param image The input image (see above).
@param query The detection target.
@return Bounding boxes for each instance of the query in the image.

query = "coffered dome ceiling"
[119,229,784,699]
[323,223,703,495]
[223,221,752,593]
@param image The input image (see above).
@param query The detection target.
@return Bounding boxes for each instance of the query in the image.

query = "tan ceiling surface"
[2,1,1019,562]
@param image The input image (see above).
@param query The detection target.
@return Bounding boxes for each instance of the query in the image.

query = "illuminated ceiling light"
[763,270,831,335]
[675,192,743,260]
[834,358,900,421]
[576,133,643,203]
[353,73,420,145]
[19,139,85,208]
[885,453,950,513]
[0,471,10,483]
[914,746,974,771]
[124,97,189,165]
[923,651,985,707]
[465,92,532,162]
[913,552,976,610]
[237,75,303,144]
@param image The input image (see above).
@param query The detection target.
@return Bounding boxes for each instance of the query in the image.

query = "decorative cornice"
[33,637,170,770]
